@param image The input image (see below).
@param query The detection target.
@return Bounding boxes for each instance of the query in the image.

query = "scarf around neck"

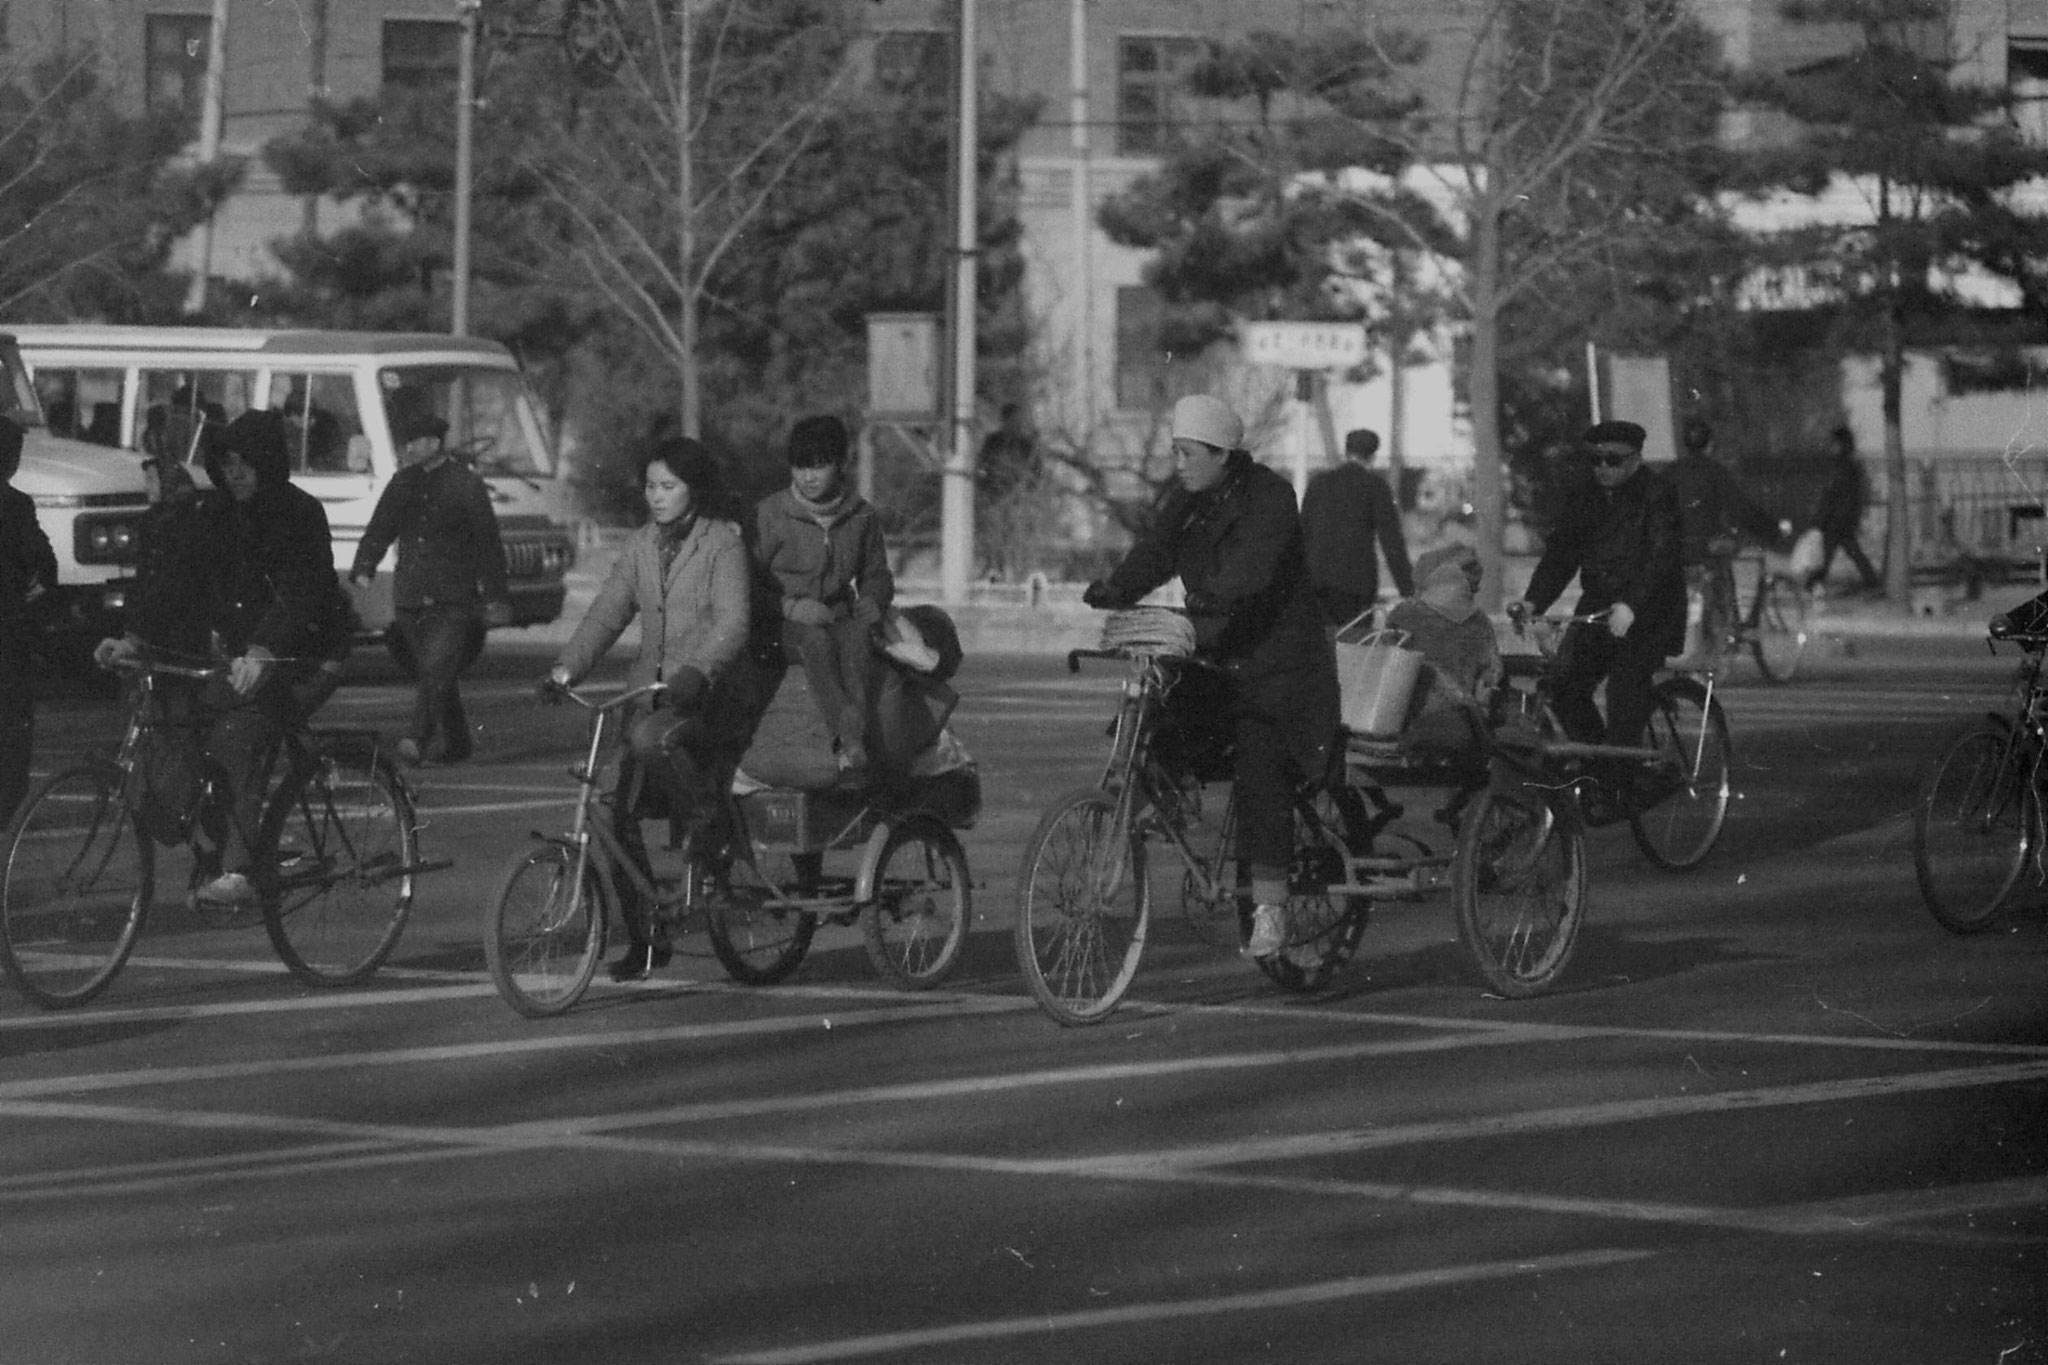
[791,484,853,527]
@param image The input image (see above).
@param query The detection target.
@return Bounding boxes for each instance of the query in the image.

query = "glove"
[1183,589,1219,617]
[229,648,274,697]
[94,636,139,671]
[538,666,571,704]
[1607,602,1636,639]
[664,666,709,714]
[348,569,374,588]
[786,598,836,627]
[482,598,515,630]
[1082,580,1122,610]
[1505,599,1533,624]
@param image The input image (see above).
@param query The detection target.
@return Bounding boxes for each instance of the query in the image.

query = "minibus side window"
[269,371,366,474]
[36,368,125,444]
[140,369,257,465]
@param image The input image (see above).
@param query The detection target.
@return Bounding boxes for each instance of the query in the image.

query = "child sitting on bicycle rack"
[1384,542,1501,762]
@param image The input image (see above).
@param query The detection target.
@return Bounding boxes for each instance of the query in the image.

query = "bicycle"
[1012,608,1592,1023]
[1911,613,2048,933]
[1692,538,1811,684]
[1502,606,1734,871]
[0,655,426,1008]
[483,680,973,1018]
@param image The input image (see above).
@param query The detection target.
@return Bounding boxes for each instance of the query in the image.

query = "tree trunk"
[1471,200,1507,613]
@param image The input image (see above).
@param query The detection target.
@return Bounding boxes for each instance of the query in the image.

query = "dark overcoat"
[1525,463,1687,657]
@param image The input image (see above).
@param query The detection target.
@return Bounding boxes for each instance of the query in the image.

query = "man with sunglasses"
[1514,419,1686,822]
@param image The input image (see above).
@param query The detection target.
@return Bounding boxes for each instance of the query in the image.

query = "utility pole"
[939,0,979,605]
[451,0,479,335]
[182,0,230,315]
[1068,0,1091,437]
[678,0,699,437]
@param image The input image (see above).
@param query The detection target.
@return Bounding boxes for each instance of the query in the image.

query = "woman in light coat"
[549,437,752,979]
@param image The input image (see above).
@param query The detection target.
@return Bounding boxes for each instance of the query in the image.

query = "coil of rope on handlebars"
[1100,607,1196,658]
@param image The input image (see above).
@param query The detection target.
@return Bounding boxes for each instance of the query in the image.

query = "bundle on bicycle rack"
[1100,607,1196,658]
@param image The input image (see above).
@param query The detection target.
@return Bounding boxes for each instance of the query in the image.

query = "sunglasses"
[1590,450,1636,469]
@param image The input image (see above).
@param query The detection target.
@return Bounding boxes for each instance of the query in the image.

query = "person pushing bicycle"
[1082,394,1340,962]
[1672,417,1791,654]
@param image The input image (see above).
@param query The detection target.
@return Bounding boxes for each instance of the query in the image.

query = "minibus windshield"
[378,364,553,478]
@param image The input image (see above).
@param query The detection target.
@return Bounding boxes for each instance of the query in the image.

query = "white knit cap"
[1170,394,1244,451]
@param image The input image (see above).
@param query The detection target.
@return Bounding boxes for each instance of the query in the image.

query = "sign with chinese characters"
[1240,321,1368,371]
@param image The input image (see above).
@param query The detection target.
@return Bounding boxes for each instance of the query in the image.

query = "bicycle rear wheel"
[1453,788,1585,997]
[484,840,609,1017]
[1913,721,2034,933]
[1258,789,1371,993]
[1014,786,1149,1025]
[863,819,971,989]
[706,849,816,986]
[0,761,152,1009]
[1751,573,1810,683]
[1629,677,1732,870]
[263,745,416,986]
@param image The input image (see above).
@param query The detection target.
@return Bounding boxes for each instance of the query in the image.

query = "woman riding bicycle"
[546,437,754,982]
[1082,394,1339,962]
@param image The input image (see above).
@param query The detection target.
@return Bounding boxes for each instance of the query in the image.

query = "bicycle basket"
[1100,607,1196,658]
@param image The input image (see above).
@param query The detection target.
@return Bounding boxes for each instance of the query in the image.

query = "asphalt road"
[1,635,2043,1364]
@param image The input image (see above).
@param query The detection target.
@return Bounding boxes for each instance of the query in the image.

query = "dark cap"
[1584,419,1647,451]
[387,386,447,446]
[1343,428,1381,460]
[787,414,850,469]
[220,409,291,489]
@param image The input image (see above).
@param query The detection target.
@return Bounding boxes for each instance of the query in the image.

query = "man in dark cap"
[1,416,58,826]
[350,385,510,766]
[1514,419,1685,821]
[1300,427,1413,628]
[100,408,353,903]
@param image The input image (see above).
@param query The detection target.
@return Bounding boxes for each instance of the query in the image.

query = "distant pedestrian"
[1671,418,1784,566]
[350,387,512,766]
[1301,428,1413,628]
[1,415,58,827]
[1807,425,1881,594]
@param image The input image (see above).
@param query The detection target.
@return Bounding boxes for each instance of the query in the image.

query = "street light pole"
[940,0,979,607]
[451,0,479,336]
[182,0,230,315]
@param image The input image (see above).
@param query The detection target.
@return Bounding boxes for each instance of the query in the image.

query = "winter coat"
[128,492,215,657]
[198,483,351,661]
[553,516,752,722]
[1525,463,1687,657]
[1300,460,1413,600]
[752,489,893,625]
[1102,452,1339,776]
[1670,453,1779,564]
[0,484,56,632]
[352,456,509,610]
[1813,456,1868,537]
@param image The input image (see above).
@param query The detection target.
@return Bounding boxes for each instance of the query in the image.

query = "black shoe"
[608,940,673,982]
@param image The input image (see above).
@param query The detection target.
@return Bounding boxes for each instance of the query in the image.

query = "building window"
[2014,42,2048,145]
[145,13,212,114]
[1118,35,1201,157]
[874,29,947,96]
[1115,286,1205,413]
[382,19,458,91]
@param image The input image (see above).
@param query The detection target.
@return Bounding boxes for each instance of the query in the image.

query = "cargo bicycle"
[1011,608,1599,1024]
[483,679,975,1017]
[0,654,428,1008]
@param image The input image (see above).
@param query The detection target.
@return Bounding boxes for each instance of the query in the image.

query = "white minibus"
[11,327,577,665]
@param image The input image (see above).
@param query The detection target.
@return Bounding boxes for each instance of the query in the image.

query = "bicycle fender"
[852,819,895,905]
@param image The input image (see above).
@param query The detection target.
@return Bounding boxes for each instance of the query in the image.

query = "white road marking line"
[0,981,502,1030]
[704,1249,1657,1365]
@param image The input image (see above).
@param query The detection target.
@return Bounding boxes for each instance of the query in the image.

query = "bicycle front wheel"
[1913,721,2034,933]
[1751,574,1810,683]
[863,819,971,990]
[0,761,153,1008]
[1629,677,1732,870]
[484,840,609,1017]
[262,745,416,986]
[1453,789,1586,997]
[1014,786,1150,1025]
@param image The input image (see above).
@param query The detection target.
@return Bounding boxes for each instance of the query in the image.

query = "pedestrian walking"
[1300,428,1414,628]
[349,386,512,766]
[1,415,58,827]
[1807,425,1881,594]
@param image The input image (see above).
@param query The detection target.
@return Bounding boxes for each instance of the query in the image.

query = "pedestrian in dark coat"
[1085,394,1340,961]
[0,416,58,827]
[1300,427,1413,627]
[350,386,511,766]
[1807,425,1881,593]
[1518,419,1686,812]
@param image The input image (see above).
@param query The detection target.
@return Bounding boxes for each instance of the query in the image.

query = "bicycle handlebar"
[104,653,227,683]
[542,678,669,713]
[1066,647,1220,675]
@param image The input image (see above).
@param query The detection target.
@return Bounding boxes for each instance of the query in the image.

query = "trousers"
[398,605,479,761]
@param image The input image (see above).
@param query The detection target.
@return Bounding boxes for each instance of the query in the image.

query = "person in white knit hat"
[1083,394,1340,965]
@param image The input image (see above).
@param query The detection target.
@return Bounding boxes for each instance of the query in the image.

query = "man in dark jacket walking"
[1516,420,1685,817]
[350,387,511,766]
[1300,428,1413,627]
[1085,394,1340,962]
[1807,425,1881,593]
[1,416,58,827]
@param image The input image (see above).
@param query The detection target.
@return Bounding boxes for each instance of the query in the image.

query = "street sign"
[1240,321,1368,371]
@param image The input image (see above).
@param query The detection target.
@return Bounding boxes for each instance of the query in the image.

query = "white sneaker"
[194,871,254,906]
[1243,903,1287,959]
